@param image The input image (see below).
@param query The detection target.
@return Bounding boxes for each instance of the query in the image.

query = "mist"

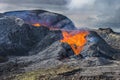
[67,0,95,10]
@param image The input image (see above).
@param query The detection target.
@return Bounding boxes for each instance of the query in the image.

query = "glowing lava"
[32,22,89,55]
[32,23,41,27]
[60,30,89,55]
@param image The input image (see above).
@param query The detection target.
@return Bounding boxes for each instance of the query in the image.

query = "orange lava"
[32,23,41,27]
[60,30,89,55]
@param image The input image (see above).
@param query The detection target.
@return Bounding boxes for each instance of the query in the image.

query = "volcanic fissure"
[32,23,89,55]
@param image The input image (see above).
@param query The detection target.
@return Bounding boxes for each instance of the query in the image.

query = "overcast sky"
[0,0,120,32]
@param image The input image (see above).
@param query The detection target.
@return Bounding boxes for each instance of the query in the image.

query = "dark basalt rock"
[80,31,120,60]
[58,43,75,60]
[29,30,62,55]
[0,15,119,62]
[0,56,8,63]
[3,10,76,30]
[0,13,3,18]
[97,28,120,50]
[98,28,114,34]
[80,57,112,67]
[0,15,74,64]
[0,10,120,80]
[0,16,63,58]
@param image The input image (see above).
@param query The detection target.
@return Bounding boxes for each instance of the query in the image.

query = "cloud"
[0,0,67,5]
[0,0,120,32]
[66,0,120,31]
[92,0,120,29]
[95,8,120,28]
[0,0,67,13]
[67,0,95,10]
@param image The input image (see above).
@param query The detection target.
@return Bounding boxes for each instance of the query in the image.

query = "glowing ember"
[60,30,89,55]
[32,23,41,27]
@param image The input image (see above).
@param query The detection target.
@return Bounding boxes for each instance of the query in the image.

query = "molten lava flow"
[32,23,41,27]
[60,30,89,55]
[32,23,60,30]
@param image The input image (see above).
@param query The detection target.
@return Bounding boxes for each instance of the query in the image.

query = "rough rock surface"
[3,10,76,30]
[96,28,120,50]
[0,10,120,80]
[0,16,62,55]
[80,31,120,60]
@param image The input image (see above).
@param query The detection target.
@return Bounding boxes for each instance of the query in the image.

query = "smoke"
[67,0,95,10]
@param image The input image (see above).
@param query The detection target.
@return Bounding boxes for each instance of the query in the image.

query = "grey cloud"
[0,0,120,32]
[92,0,120,29]
[0,0,68,13]
[76,0,120,30]
[95,8,120,28]
[0,0,67,5]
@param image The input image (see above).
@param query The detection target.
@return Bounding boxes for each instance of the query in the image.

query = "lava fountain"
[60,30,89,55]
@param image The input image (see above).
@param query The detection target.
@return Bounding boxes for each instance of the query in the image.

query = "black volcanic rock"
[80,31,120,60]
[97,28,120,50]
[58,43,75,60]
[0,10,120,80]
[29,30,62,55]
[0,16,62,58]
[0,13,3,18]
[0,15,119,62]
[3,10,76,30]
[0,15,74,64]
[80,57,112,67]
[98,28,114,34]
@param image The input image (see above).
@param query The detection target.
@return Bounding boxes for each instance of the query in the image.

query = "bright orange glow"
[32,23,41,27]
[60,30,89,55]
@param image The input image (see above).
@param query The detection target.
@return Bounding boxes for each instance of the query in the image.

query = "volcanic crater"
[0,10,120,80]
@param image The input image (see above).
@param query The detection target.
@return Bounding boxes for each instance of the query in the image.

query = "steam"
[67,0,95,10]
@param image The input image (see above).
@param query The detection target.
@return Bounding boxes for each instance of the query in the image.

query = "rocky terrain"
[0,10,120,80]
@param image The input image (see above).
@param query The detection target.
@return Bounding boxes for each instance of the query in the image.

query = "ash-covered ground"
[0,10,120,80]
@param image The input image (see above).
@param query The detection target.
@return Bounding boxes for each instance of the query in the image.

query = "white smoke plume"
[67,0,95,10]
